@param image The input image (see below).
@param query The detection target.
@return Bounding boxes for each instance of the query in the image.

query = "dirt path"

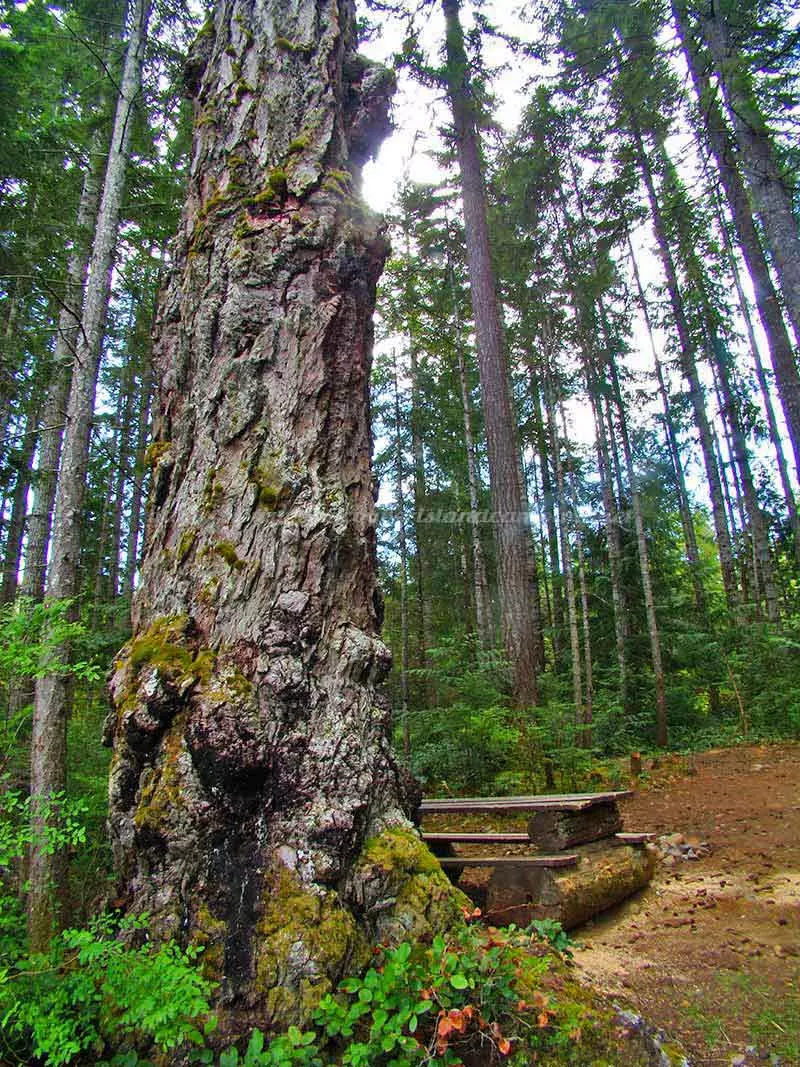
[571,744,800,1066]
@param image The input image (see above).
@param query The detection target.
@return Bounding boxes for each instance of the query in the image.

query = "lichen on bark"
[106,0,454,1037]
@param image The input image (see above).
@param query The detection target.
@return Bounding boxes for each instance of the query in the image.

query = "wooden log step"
[527,803,623,851]
[486,843,656,930]
[613,832,656,845]
[437,854,579,869]
[423,832,531,844]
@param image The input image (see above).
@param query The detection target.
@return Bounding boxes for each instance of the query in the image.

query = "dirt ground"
[570,744,800,1066]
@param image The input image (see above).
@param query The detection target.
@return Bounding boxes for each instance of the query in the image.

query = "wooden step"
[437,854,579,869]
[613,832,656,845]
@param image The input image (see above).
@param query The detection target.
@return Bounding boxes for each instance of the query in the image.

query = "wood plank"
[437,854,579,869]
[422,832,530,844]
[419,791,632,814]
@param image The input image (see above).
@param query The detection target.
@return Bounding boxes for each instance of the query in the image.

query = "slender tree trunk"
[124,319,156,596]
[447,254,493,649]
[544,369,582,720]
[700,3,800,347]
[454,328,493,650]
[512,407,546,672]
[392,359,411,760]
[560,404,592,747]
[674,1,800,476]
[711,192,800,563]
[632,120,738,609]
[106,0,461,1035]
[708,330,779,622]
[28,0,153,951]
[20,160,102,603]
[599,308,668,745]
[0,412,38,605]
[405,250,433,667]
[531,356,565,665]
[443,0,540,707]
[109,355,137,600]
[626,233,709,620]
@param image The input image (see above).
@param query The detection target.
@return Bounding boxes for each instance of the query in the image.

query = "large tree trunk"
[699,3,800,348]
[715,201,800,564]
[442,0,540,707]
[28,0,153,952]
[674,0,800,478]
[106,0,462,1036]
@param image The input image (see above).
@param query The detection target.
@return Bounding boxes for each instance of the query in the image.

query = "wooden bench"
[419,792,655,927]
[420,791,633,851]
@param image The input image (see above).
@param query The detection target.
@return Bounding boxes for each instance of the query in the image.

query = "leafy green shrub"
[0,913,216,1066]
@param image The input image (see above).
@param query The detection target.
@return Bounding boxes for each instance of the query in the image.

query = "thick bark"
[107,0,462,1034]
[28,0,153,951]
[700,3,800,348]
[674,1,800,477]
[443,0,540,707]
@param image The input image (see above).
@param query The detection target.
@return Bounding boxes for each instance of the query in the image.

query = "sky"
[360,3,535,215]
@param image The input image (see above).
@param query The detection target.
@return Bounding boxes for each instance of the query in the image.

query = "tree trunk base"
[484,843,656,930]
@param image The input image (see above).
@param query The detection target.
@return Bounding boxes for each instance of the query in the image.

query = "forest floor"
[571,743,800,1066]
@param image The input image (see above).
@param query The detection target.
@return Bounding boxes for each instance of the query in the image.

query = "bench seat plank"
[420,790,632,815]
[437,854,579,869]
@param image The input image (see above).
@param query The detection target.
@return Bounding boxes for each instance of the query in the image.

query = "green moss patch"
[253,867,367,1027]
[354,827,470,943]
